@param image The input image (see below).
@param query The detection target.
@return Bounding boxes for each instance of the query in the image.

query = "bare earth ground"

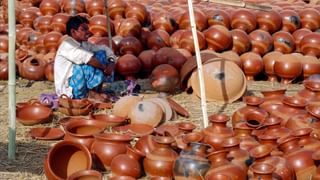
[0,79,302,180]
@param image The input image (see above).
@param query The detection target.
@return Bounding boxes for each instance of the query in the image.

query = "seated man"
[54,15,115,101]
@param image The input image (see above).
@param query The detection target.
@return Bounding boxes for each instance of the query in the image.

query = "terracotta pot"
[116,18,141,38]
[107,0,127,20]
[257,10,282,34]
[204,25,232,52]
[138,49,156,76]
[178,30,206,54]
[170,29,185,49]
[115,54,142,80]
[152,47,187,71]
[300,32,320,57]
[44,61,54,81]
[125,2,148,24]
[207,8,230,29]
[230,29,251,55]
[0,57,8,80]
[301,55,320,79]
[67,170,102,180]
[34,15,53,34]
[50,13,70,34]
[18,8,38,28]
[272,31,295,54]
[61,0,85,15]
[90,113,126,127]
[151,12,178,34]
[39,0,60,16]
[262,51,283,82]
[249,30,273,56]
[85,0,105,17]
[147,29,170,51]
[134,135,158,156]
[240,52,264,81]
[89,15,114,37]
[179,8,207,31]
[44,31,62,53]
[230,9,257,33]
[119,36,143,56]
[299,8,320,31]
[16,102,52,126]
[292,28,312,53]
[19,56,46,81]
[249,162,275,180]
[110,146,145,178]
[91,133,132,171]
[44,141,92,180]
[16,27,34,46]
[63,119,106,149]
[274,54,302,84]
[280,10,301,33]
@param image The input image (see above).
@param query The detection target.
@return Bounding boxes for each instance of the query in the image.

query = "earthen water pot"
[44,60,54,81]
[204,25,232,52]
[292,28,312,53]
[151,12,178,34]
[299,8,320,31]
[85,0,105,17]
[67,169,102,180]
[280,10,301,33]
[230,8,257,33]
[34,15,53,34]
[16,102,53,126]
[178,8,208,31]
[169,29,186,49]
[292,127,320,151]
[125,2,148,25]
[178,30,206,54]
[88,36,117,54]
[115,54,142,80]
[143,135,178,178]
[89,14,113,37]
[277,136,317,180]
[118,36,143,56]
[51,13,70,34]
[272,31,295,54]
[107,0,127,20]
[0,57,8,80]
[44,31,62,53]
[147,29,171,51]
[116,18,141,38]
[61,0,85,15]
[153,47,187,70]
[230,29,251,55]
[91,133,132,171]
[300,32,320,58]
[44,142,92,180]
[35,34,48,54]
[262,51,283,82]
[39,0,61,16]
[18,8,38,28]
[249,162,276,180]
[16,27,34,47]
[63,119,107,149]
[249,29,273,56]
[207,8,230,29]
[19,56,46,81]
[240,52,264,81]
[138,49,155,76]
[110,146,145,178]
[274,53,302,84]
[256,9,282,34]
[149,64,180,97]
[301,55,320,79]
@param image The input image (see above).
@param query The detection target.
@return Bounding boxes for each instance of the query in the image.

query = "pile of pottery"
[1,0,320,87]
[58,94,93,116]
[42,76,320,179]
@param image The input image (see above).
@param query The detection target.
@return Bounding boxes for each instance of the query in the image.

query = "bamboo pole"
[186,0,209,128]
[104,0,113,49]
[8,0,16,159]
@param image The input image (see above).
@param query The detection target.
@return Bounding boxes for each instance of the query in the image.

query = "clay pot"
[204,25,232,52]
[16,102,52,126]
[250,162,275,180]
[91,133,132,171]
[34,15,53,34]
[44,61,54,81]
[301,55,320,79]
[299,8,320,31]
[125,2,148,24]
[110,146,145,178]
[61,0,85,15]
[39,0,60,16]
[44,31,62,53]
[0,57,8,80]
[292,28,312,53]
[115,54,142,80]
[143,135,178,178]
[178,30,206,54]
[257,10,282,34]
[151,12,178,34]
[89,15,113,37]
[230,29,251,55]
[249,30,273,56]
[262,51,283,82]
[18,9,38,28]
[240,52,264,81]
[63,119,106,149]
[179,8,208,31]
[230,8,257,33]
[147,29,170,51]
[153,47,187,71]
[51,13,70,34]
[207,9,230,29]
[280,10,301,33]
[138,49,156,76]
[300,33,320,57]
[16,27,34,47]
[35,34,47,54]
[217,51,242,68]
[107,0,127,20]
[85,0,105,17]
[116,18,141,38]
[274,54,302,84]
[170,29,185,49]
[19,56,46,81]
[119,36,143,56]
[272,31,295,54]
[67,170,102,180]
[128,100,163,127]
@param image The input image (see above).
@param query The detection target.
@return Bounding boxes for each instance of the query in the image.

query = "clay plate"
[166,97,190,117]
[112,123,154,137]
[30,127,64,140]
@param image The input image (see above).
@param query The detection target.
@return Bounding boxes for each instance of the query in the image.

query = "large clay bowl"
[16,103,52,126]
[44,141,92,180]
[58,94,92,109]
[30,127,64,140]
[67,169,102,180]
[90,113,127,127]
[112,123,154,137]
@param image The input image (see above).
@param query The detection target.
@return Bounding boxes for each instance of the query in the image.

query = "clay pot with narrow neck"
[91,133,132,171]
[230,29,251,55]
[147,29,170,51]
[39,0,61,16]
[51,13,70,34]
[89,15,114,37]
[107,0,127,20]
[152,47,187,71]
[170,29,185,49]
[44,31,62,53]
[280,10,301,33]
[204,25,232,52]
[61,0,85,15]
[230,8,257,33]
[272,31,295,54]
[249,162,276,180]
[0,35,8,53]
[0,57,8,80]
[115,54,142,80]
[207,8,231,29]
[300,32,320,58]
[256,10,282,34]
[179,8,207,31]
[240,52,264,81]
[292,28,312,53]
[274,54,302,84]
[125,2,148,25]
[19,56,46,81]
[118,36,143,56]
[138,49,155,77]
[85,0,105,17]
[18,8,38,28]
[299,8,320,31]
[178,30,206,54]
[249,30,273,56]
[262,51,283,82]
[293,128,320,151]
[151,12,178,34]
[116,18,141,38]
[301,55,320,80]
[16,27,34,47]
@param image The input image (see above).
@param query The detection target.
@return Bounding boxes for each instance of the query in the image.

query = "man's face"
[71,23,92,42]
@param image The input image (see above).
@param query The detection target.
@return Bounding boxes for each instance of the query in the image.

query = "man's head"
[66,15,92,42]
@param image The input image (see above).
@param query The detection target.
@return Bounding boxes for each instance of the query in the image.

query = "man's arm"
[87,56,106,70]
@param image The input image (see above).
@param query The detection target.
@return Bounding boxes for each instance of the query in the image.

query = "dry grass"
[0,79,303,180]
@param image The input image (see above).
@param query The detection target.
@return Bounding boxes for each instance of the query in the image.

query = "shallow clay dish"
[112,123,154,137]
[146,97,173,121]
[282,96,308,108]
[243,96,264,106]
[306,104,320,119]
[90,113,127,127]
[30,127,64,140]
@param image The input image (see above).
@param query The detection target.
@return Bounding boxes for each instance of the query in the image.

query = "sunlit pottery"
[272,31,295,54]
[274,54,302,84]
[280,10,301,33]
[230,8,257,33]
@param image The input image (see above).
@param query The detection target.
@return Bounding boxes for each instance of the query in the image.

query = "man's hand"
[104,63,115,76]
